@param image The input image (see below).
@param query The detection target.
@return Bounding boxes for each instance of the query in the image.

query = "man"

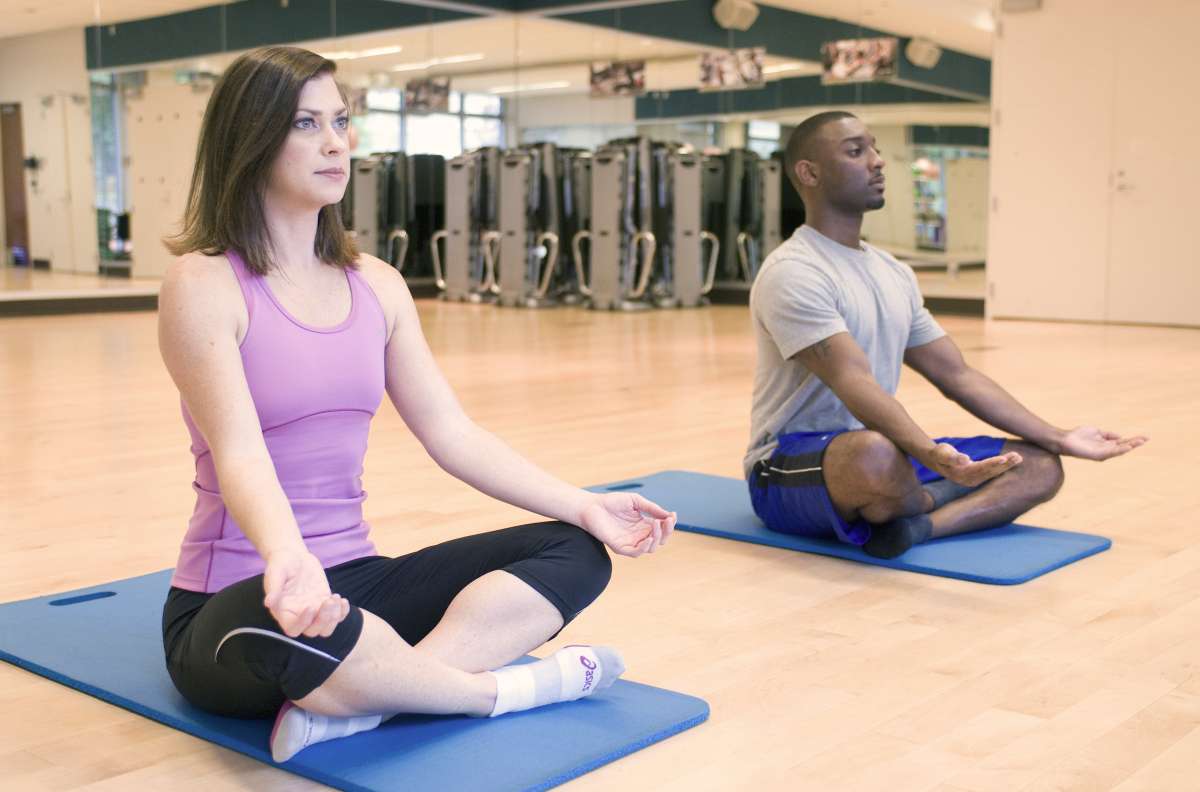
[745,111,1145,558]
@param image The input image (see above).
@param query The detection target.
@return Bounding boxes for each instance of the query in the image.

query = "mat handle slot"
[49,591,116,607]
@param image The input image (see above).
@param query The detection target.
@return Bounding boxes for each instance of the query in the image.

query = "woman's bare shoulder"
[353,253,414,305]
[159,251,244,327]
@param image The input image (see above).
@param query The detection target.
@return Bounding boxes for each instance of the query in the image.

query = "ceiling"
[0,0,991,118]
[0,0,218,41]
[764,0,994,58]
[0,0,996,58]
[84,15,821,97]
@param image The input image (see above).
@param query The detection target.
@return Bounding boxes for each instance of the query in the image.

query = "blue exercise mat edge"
[0,569,710,792]
[590,469,1111,585]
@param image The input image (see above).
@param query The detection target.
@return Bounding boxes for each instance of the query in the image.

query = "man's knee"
[1026,449,1065,502]
[834,430,913,497]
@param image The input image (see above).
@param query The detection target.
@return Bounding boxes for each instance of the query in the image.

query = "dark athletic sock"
[923,478,979,511]
[863,514,933,559]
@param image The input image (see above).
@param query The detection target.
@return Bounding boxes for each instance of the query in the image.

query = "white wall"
[0,119,6,258]
[124,70,211,278]
[0,27,96,273]
[512,92,634,131]
[988,0,1200,326]
[943,156,988,254]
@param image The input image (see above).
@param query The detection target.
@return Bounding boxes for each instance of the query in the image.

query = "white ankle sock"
[487,645,625,717]
[269,701,383,763]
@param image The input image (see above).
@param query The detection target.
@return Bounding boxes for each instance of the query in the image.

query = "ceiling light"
[762,62,806,75]
[488,81,571,95]
[971,10,997,32]
[391,53,486,73]
[318,45,403,61]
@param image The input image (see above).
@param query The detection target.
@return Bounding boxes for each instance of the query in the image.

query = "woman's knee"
[519,522,613,614]
[559,524,613,600]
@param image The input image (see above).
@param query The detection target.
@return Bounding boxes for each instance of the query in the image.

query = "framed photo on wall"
[698,47,765,91]
[404,77,451,113]
[819,37,899,84]
[589,60,646,97]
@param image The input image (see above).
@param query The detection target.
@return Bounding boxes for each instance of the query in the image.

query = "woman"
[158,46,676,763]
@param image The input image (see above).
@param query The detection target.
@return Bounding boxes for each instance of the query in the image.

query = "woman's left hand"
[579,492,677,557]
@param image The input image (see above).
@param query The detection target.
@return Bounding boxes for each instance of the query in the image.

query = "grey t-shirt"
[743,225,946,476]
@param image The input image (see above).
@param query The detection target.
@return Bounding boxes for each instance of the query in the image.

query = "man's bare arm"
[905,336,1146,460]
[798,333,1021,485]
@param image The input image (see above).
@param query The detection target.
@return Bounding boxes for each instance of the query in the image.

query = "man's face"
[805,117,887,213]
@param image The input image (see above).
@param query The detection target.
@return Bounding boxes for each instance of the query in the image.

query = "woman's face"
[267,73,350,212]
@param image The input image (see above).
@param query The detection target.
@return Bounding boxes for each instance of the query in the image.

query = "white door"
[1105,1,1200,326]
[987,2,1116,322]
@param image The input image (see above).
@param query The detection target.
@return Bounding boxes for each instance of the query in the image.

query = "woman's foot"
[269,700,383,763]
[488,645,625,717]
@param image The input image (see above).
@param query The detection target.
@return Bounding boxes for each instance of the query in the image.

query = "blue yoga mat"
[0,570,708,792]
[592,470,1110,585]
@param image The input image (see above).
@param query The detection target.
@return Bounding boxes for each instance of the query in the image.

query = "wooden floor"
[0,266,159,301]
[914,266,986,299]
[1,301,1198,791]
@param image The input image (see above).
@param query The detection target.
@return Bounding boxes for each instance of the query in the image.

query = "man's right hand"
[923,443,1023,487]
[262,547,350,638]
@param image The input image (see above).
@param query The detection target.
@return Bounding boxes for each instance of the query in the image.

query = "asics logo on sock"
[580,655,597,692]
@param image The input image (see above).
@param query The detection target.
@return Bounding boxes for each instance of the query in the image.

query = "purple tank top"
[171,251,386,592]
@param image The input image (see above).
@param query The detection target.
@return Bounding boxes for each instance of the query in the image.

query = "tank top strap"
[345,264,389,338]
[224,249,258,323]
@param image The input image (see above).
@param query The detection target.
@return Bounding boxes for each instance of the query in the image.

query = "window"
[463,116,503,151]
[746,119,781,159]
[90,74,124,213]
[90,73,132,262]
[357,112,402,155]
[366,88,401,112]
[350,88,504,158]
[406,113,463,158]
[463,93,501,116]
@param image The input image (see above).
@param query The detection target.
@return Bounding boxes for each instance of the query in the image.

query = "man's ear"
[795,159,819,188]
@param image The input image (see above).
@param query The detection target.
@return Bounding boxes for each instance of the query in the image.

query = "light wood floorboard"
[1,302,1197,790]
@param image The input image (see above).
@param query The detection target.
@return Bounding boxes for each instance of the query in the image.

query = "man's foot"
[863,514,933,559]
[923,478,979,511]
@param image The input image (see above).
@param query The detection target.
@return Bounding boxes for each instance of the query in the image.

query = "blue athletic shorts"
[747,431,1006,546]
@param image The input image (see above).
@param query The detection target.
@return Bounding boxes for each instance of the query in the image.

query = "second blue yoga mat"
[592,470,1110,585]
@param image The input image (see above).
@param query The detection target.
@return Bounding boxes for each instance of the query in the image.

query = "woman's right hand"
[262,547,349,638]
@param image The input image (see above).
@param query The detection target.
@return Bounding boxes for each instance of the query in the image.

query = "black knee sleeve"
[503,522,613,626]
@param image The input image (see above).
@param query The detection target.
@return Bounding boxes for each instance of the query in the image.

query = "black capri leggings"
[162,522,612,718]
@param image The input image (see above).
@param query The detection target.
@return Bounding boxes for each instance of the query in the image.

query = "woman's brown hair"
[165,46,357,275]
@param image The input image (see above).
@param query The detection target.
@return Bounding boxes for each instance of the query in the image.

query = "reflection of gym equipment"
[427,140,783,309]
[572,140,657,310]
[773,150,805,240]
[341,153,444,292]
[561,150,592,303]
[495,144,565,308]
[708,149,781,292]
[399,154,445,290]
[432,147,500,302]
[347,156,388,262]
[738,157,781,282]
[382,154,409,271]
[650,145,719,308]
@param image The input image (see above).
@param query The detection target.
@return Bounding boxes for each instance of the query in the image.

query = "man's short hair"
[783,110,857,193]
